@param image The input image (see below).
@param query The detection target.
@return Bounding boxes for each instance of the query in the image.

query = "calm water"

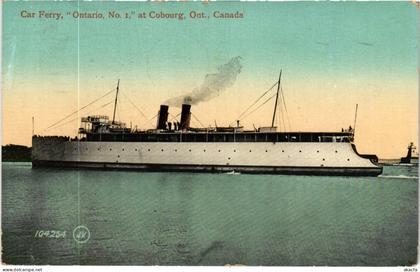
[2,163,418,266]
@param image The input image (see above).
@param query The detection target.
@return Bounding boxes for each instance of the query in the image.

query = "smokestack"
[179,104,191,130]
[156,105,169,130]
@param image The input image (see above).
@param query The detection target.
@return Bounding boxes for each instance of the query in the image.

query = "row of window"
[86,133,351,143]
[71,147,351,162]
[73,147,346,155]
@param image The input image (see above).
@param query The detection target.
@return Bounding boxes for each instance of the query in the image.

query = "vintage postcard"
[1,0,418,269]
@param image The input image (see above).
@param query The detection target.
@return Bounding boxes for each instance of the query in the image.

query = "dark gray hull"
[32,160,383,176]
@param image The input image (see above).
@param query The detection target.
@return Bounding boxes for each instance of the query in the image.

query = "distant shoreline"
[378,159,401,166]
[2,144,32,162]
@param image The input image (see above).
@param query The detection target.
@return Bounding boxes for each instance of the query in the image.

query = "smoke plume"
[165,56,242,106]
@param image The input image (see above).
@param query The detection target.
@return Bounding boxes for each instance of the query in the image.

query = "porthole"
[234,150,236,152]
[175,149,177,152]
[228,157,231,160]
[249,150,252,152]
[322,158,325,161]
[204,149,206,152]
[347,158,350,161]
[218,150,221,152]
[117,155,120,158]
[282,150,284,153]
[299,150,302,153]
[135,148,138,151]
[97,148,100,151]
[335,150,338,153]
[189,149,192,152]
[148,149,151,152]
[161,149,164,152]
[122,148,125,151]
[110,148,112,151]
[265,150,268,152]
[86,148,88,151]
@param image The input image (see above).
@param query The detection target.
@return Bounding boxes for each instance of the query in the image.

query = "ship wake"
[378,174,418,180]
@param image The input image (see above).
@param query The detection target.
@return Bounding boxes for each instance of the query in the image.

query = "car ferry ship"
[32,76,383,176]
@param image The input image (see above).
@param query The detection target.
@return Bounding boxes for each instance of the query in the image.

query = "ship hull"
[32,136,382,176]
[32,160,382,176]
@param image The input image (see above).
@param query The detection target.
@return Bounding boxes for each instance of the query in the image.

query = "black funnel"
[156,105,169,130]
[179,104,191,130]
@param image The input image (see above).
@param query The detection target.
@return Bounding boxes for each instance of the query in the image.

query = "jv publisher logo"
[72,225,90,244]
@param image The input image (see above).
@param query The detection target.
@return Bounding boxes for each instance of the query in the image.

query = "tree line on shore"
[2,144,31,162]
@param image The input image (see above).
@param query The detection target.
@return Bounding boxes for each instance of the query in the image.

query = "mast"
[271,70,282,128]
[353,104,358,132]
[112,79,120,124]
